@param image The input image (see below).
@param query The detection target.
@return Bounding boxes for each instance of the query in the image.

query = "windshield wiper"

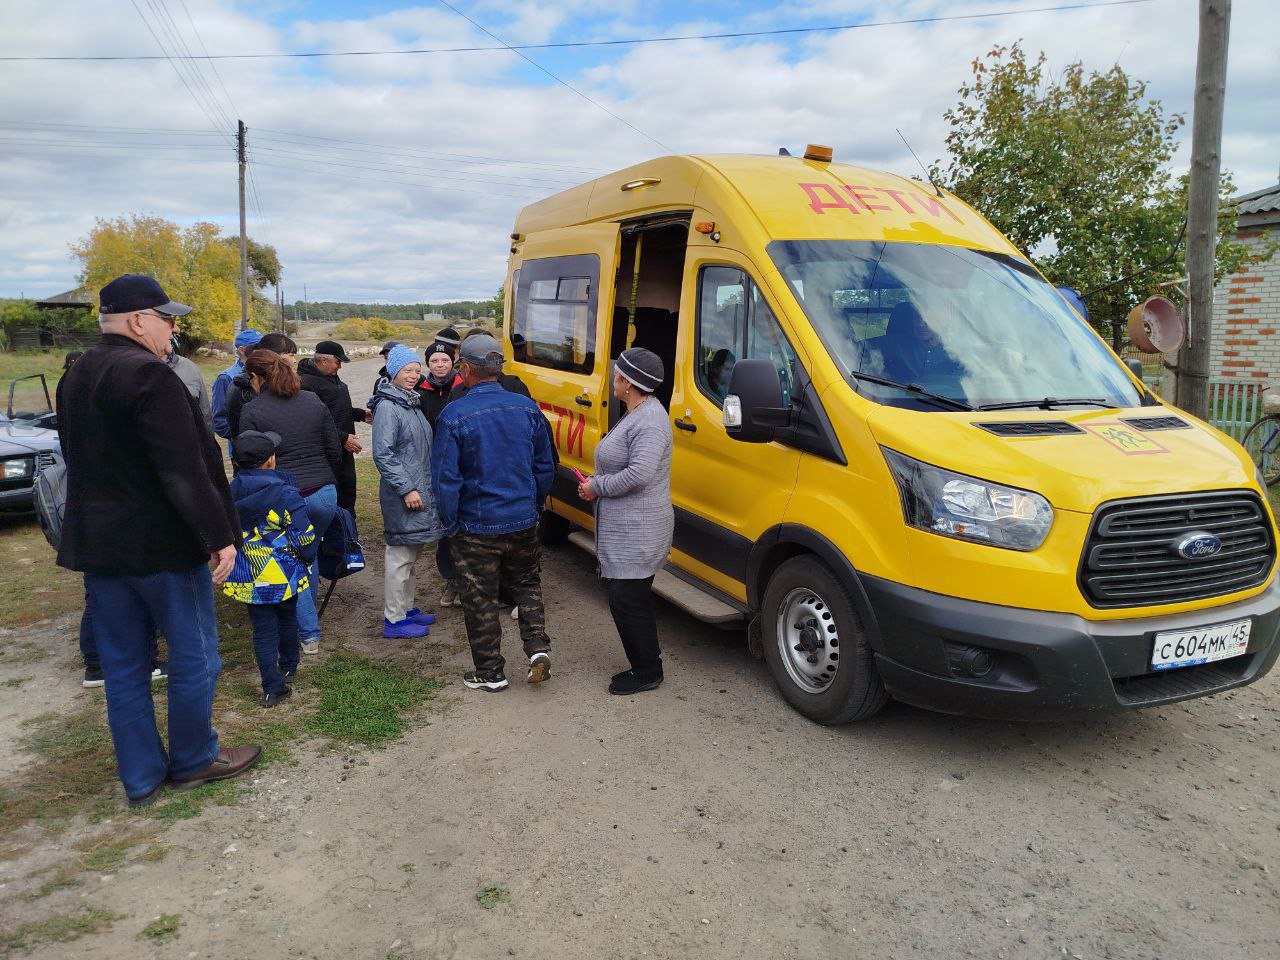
[977,397,1114,411]
[849,372,974,411]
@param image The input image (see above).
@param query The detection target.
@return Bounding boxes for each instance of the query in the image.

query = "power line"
[126,0,233,144]
[248,159,540,200]
[2,1,1155,61]
[432,0,669,152]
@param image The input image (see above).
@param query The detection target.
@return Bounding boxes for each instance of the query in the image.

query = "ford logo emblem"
[1174,532,1223,560]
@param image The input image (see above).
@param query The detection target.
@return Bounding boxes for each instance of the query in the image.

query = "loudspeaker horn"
[1127,296,1184,354]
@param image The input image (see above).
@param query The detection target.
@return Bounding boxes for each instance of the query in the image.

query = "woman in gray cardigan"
[370,345,444,640]
[578,348,673,694]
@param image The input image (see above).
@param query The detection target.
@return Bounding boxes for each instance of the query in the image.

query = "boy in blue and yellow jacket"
[225,430,317,707]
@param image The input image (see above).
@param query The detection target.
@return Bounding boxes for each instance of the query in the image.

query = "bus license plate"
[1151,619,1251,671]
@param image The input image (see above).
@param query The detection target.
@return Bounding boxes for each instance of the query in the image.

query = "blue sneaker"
[383,617,430,639]
[405,607,438,626]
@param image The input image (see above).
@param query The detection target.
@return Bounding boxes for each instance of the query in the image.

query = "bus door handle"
[575,395,593,407]
[674,418,697,433]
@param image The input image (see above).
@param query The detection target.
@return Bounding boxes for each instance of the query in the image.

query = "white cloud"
[0,0,1276,303]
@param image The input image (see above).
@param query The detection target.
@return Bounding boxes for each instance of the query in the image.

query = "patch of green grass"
[474,885,510,910]
[0,707,117,841]
[4,676,32,688]
[304,654,444,746]
[138,913,182,942]
[0,906,124,952]
[0,512,83,629]
[144,776,241,823]
[399,862,416,874]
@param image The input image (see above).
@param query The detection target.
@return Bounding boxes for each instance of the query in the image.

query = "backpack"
[34,452,67,549]
[318,506,365,582]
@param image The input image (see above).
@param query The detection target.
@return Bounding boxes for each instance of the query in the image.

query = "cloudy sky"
[1,0,1276,304]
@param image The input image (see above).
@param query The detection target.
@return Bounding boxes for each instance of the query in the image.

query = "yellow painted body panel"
[508,152,1278,624]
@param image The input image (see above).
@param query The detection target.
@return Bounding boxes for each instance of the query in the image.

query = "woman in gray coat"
[370,345,445,639]
[578,347,673,694]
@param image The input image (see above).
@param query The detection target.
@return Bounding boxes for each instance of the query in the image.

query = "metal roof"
[35,287,92,307]
[1235,182,1280,216]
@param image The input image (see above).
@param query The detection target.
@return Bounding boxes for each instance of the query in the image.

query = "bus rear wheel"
[760,555,888,724]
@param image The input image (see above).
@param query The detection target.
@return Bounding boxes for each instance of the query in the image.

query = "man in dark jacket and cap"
[298,339,366,511]
[57,274,262,808]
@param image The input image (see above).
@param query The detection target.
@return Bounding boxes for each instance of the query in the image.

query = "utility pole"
[1176,0,1231,419]
[237,120,249,333]
[303,283,310,324]
[276,283,284,332]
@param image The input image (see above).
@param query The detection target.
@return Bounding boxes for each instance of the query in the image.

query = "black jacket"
[413,372,462,429]
[298,358,367,436]
[239,390,342,492]
[226,373,256,444]
[56,334,240,576]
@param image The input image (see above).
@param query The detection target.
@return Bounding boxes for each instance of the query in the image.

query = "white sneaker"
[527,651,551,683]
[510,606,519,620]
[440,581,459,607]
[301,639,320,656]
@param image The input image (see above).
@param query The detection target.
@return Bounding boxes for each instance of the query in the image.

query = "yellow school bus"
[502,147,1279,723]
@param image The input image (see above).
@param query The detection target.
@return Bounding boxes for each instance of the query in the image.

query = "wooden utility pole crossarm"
[1176,0,1231,418]
[237,119,249,333]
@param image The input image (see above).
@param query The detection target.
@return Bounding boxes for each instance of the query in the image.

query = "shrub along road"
[0,355,1277,959]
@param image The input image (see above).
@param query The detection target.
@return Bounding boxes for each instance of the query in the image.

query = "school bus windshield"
[767,239,1144,412]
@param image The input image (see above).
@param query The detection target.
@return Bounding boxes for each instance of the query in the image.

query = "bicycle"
[1242,388,1280,487]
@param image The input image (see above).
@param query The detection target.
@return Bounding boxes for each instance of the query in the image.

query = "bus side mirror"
[723,358,790,442]
[1125,358,1144,380]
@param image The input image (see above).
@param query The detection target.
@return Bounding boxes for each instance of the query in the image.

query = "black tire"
[760,555,888,724]
[1242,416,1280,487]
[538,509,572,546]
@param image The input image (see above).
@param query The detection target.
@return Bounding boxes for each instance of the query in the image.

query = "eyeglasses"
[137,310,175,326]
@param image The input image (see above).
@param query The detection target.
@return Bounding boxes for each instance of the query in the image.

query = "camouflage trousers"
[450,525,550,676]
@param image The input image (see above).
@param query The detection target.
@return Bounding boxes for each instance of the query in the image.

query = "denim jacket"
[431,381,555,536]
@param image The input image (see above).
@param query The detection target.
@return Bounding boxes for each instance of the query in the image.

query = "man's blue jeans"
[247,597,300,695]
[296,484,337,642]
[79,581,160,671]
[84,565,221,801]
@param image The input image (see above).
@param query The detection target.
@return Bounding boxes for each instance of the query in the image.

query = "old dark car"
[1,374,60,510]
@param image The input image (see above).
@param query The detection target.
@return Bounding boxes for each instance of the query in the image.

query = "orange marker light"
[803,144,833,162]
[695,221,716,234]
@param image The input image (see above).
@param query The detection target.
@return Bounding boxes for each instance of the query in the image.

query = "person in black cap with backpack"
[57,274,261,807]
[298,339,366,511]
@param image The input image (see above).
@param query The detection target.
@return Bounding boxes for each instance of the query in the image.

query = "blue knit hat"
[386,344,420,379]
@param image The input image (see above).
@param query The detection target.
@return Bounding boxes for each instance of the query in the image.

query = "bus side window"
[746,284,800,406]
[695,266,746,405]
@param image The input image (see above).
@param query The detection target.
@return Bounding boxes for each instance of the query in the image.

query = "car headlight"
[3,457,34,480]
[881,448,1054,551]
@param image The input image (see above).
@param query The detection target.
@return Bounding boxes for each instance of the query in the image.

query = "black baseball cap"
[232,430,282,469]
[314,340,351,363]
[99,274,192,317]
[380,340,400,355]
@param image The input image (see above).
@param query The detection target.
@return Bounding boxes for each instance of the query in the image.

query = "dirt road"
[3,356,1279,959]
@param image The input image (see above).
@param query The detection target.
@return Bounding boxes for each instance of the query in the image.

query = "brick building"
[1212,181,1280,386]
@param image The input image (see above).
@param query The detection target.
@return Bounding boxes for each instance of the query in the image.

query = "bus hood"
[866,405,1260,514]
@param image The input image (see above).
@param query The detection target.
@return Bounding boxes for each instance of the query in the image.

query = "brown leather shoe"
[172,745,262,790]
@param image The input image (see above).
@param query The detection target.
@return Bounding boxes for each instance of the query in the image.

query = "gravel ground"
[2,356,1278,959]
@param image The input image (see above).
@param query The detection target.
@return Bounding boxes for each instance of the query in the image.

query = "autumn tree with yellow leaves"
[70,214,280,347]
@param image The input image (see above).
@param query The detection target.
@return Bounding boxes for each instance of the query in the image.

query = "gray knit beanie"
[615,347,663,393]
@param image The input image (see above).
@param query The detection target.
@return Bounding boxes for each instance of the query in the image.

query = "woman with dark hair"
[414,343,462,429]
[238,348,341,655]
[576,347,673,694]
[227,334,297,445]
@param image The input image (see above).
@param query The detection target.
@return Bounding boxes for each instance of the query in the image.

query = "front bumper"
[0,483,35,509]
[860,573,1280,721]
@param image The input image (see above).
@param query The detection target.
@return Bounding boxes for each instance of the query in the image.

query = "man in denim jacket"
[432,334,556,692]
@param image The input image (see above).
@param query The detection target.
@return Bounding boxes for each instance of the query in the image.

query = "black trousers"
[336,451,358,513]
[604,576,662,678]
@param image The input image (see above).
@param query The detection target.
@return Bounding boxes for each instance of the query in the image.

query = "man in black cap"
[432,326,462,362]
[57,274,261,808]
[298,339,366,511]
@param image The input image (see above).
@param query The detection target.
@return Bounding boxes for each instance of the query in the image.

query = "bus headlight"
[882,448,1054,551]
